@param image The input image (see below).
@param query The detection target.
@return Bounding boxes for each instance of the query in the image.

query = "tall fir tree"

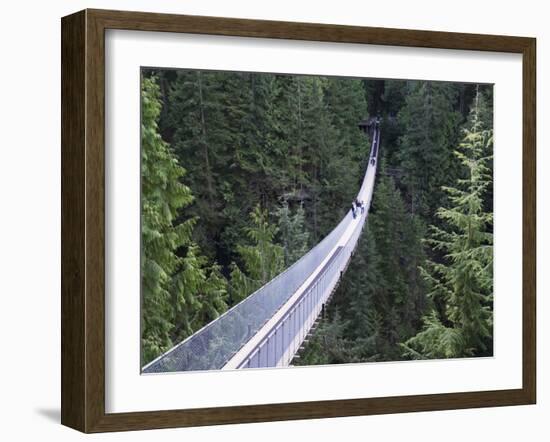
[275,200,310,266]
[141,76,228,365]
[341,225,386,362]
[396,81,463,218]
[402,89,494,359]
[162,70,221,257]
[317,77,370,237]
[229,205,285,303]
[367,172,427,353]
[141,76,196,364]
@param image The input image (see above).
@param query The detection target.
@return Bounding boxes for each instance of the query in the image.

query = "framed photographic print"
[61,9,536,433]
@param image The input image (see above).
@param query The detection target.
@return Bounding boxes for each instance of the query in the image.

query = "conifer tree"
[229,205,285,303]
[402,90,493,359]
[162,71,217,256]
[397,81,463,217]
[164,70,250,258]
[343,226,385,361]
[141,77,228,365]
[317,78,370,236]
[169,245,228,344]
[275,200,310,266]
[294,310,352,366]
[368,172,427,348]
[141,76,196,364]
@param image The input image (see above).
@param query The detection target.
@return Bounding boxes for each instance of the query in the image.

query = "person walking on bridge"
[351,201,357,219]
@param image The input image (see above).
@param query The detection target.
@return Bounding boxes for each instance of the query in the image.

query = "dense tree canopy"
[396,81,463,218]
[140,69,493,367]
[141,77,228,365]
[402,89,494,359]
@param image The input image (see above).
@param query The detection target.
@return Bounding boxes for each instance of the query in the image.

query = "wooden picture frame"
[61,8,536,433]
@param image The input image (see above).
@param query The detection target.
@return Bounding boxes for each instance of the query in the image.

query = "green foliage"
[400,312,465,359]
[155,70,369,260]
[275,200,310,266]
[229,205,285,303]
[340,226,386,361]
[141,77,228,365]
[347,172,426,360]
[141,76,196,364]
[314,77,370,238]
[170,245,229,344]
[402,89,494,359]
[294,310,353,366]
[396,81,463,218]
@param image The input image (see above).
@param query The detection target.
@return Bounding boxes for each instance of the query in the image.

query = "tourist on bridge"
[361,200,365,213]
[351,202,357,219]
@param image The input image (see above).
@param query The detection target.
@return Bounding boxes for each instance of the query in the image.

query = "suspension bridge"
[143,121,381,373]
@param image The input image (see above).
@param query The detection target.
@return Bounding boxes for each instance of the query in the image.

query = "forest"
[140,67,494,368]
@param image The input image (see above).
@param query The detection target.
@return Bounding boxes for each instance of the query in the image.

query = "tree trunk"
[197,72,214,202]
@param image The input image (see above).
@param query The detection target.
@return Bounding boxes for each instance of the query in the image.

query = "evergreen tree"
[294,310,353,366]
[141,77,228,365]
[341,225,386,361]
[275,200,310,266]
[162,70,220,257]
[317,78,370,237]
[164,70,252,260]
[378,80,409,165]
[402,90,494,359]
[397,81,463,218]
[141,76,196,364]
[229,205,285,303]
[170,245,228,344]
[477,86,494,130]
[477,86,494,214]
[367,172,427,352]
